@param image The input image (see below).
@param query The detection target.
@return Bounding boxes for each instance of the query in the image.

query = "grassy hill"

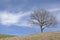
[0,31,60,40]
[0,34,14,39]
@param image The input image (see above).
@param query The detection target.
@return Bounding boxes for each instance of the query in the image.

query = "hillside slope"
[0,34,14,39]
[0,31,60,40]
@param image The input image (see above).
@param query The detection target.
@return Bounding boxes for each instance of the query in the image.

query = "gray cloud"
[0,0,60,13]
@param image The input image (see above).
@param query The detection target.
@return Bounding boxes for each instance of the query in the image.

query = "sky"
[0,0,60,36]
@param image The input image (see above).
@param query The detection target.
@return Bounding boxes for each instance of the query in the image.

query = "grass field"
[0,31,60,40]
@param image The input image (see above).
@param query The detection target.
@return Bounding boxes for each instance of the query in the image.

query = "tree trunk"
[40,26,43,32]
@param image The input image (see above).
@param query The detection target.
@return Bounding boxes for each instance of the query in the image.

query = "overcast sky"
[0,0,60,36]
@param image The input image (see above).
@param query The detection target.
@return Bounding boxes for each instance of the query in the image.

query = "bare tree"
[29,9,56,32]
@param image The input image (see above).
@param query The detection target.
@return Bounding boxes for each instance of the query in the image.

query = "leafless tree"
[29,9,56,32]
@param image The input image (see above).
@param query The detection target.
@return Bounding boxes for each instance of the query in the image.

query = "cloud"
[0,12,20,26]
[0,11,31,27]
[47,8,60,24]
[0,0,60,13]
[0,8,60,27]
[56,13,60,21]
[48,8,60,12]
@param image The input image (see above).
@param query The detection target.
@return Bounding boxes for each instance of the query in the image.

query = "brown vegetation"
[0,31,60,40]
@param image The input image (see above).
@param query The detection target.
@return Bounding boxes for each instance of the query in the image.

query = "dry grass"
[0,31,60,40]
